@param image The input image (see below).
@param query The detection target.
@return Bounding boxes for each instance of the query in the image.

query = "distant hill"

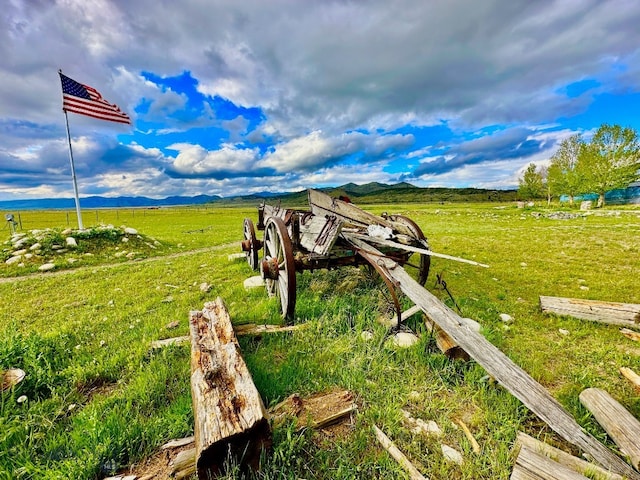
[216,182,518,207]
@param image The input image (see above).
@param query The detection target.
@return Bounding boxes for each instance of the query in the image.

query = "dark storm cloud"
[411,127,555,177]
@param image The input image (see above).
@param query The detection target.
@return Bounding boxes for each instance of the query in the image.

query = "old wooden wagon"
[238,189,640,479]
[241,189,431,322]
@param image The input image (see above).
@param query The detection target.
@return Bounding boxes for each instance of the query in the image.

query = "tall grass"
[0,203,639,479]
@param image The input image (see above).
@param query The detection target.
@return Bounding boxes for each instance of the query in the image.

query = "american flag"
[59,71,131,125]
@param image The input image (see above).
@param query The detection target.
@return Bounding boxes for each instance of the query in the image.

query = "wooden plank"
[234,323,304,336]
[621,328,640,342]
[344,234,640,479]
[348,232,490,268]
[189,298,271,478]
[150,336,189,349]
[579,387,640,470]
[540,296,640,328]
[373,425,428,480]
[298,214,343,255]
[511,444,590,480]
[620,367,640,393]
[515,432,624,480]
[308,189,415,236]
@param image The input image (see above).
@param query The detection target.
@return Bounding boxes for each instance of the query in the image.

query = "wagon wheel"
[260,217,297,322]
[388,215,431,286]
[242,218,261,270]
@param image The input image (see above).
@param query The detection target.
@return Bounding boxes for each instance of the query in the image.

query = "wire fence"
[1,206,218,233]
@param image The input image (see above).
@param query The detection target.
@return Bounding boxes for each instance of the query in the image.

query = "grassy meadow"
[1,201,639,479]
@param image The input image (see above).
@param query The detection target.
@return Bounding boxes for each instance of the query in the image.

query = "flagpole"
[63,109,84,230]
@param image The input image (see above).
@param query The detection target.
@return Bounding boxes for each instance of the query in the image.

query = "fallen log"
[511,444,590,480]
[540,296,640,328]
[344,234,640,479]
[373,425,427,480]
[189,298,271,478]
[579,387,640,470]
[515,432,624,480]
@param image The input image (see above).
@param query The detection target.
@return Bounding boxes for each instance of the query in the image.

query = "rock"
[122,237,129,243]
[360,330,374,341]
[125,252,136,259]
[13,248,28,256]
[526,201,534,207]
[29,243,41,251]
[441,444,463,465]
[516,202,525,209]
[6,256,22,265]
[579,285,589,291]
[166,321,180,330]
[1,368,26,391]
[124,227,138,235]
[499,313,513,323]
[51,244,63,250]
[390,331,419,348]
[67,258,77,264]
[62,228,73,235]
[520,262,527,267]
[559,329,570,335]
[580,200,593,211]
[114,251,127,258]
[199,282,211,293]
[65,237,77,247]
[461,318,481,332]
[39,263,55,271]
[244,276,265,289]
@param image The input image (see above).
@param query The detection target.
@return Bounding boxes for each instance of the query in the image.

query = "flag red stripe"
[63,94,131,123]
[63,106,132,124]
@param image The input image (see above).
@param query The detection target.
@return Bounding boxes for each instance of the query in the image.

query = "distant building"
[560,182,640,204]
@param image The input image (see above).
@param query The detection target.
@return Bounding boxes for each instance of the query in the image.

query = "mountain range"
[0,182,519,210]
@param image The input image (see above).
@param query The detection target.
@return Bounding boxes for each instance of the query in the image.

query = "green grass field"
[1,202,639,479]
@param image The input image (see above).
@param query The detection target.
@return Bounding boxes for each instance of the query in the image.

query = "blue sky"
[1,0,640,200]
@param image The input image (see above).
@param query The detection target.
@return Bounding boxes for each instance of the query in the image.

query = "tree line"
[518,123,640,207]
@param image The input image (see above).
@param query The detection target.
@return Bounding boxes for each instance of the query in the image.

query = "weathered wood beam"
[348,232,490,268]
[515,432,624,480]
[579,387,640,470]
[373,425,428,480]
[621,328,640,342]
[233,323,304,336]
[620,367,640,393]
[511,444,590,480]
[308,189,415,236]
[189,298,271,478]
[298,214,343,255]
[540,296,640,328]
[345,235,640,479]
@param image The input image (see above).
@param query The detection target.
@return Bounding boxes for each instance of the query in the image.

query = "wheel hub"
[261,257,280,280]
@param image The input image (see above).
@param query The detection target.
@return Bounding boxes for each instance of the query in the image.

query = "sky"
[2,0,640,201]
